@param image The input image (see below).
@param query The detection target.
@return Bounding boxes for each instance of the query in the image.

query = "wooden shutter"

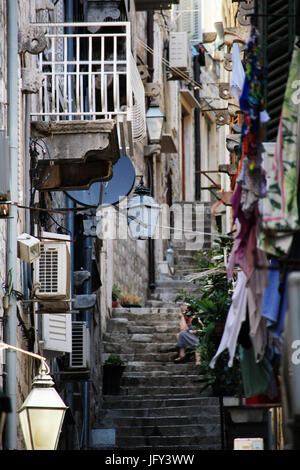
[261,0,296,141]
[42,313,72,354]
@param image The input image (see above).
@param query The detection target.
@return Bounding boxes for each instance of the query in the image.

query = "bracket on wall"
[195,170,221,190]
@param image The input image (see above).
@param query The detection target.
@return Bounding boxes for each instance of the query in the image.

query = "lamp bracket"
[144,144,161,158]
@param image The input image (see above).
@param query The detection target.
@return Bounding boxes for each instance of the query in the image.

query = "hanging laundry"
[239,345,273,398]
[230,40,270,120]
[230,42,246,100]
[210,267,268,369]
[227,27,269,283]
[258,36,300,257]
[261,257,288,343]
[210,270,248,369]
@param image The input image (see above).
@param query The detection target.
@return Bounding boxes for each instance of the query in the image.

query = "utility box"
[169,32,189,70]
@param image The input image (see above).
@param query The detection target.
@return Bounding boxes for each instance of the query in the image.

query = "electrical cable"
[136,38,219,111]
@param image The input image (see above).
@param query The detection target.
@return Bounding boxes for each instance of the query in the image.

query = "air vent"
[69,322,90,369]
[39,245,59,293]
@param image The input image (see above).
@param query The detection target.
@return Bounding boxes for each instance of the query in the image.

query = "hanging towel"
[210,271,248,369]
[230,42,245,100]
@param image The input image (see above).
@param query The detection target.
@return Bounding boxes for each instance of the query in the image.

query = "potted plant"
[120,289,142,308]
[102,355,126,395]
[112,283,121,308]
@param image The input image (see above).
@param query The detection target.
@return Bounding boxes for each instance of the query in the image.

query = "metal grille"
[71,322,89,368]
[39,245,59,294]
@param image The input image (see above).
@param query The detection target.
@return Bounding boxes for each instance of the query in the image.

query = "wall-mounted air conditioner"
[69,321,90,370]
[33,231,71,312]
[169,32,189,71]
[41,313,72,357]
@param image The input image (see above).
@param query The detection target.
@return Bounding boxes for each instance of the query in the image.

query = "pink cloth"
[227,185,259,282]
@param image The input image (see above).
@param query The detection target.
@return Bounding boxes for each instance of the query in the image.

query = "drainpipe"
[82,231,92,449]
[193,54,201,201]
[3,0,19,450]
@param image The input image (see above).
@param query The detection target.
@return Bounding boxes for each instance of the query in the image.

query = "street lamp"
[127,177,160,240]
[0,342,67,450]
[145,100,165,144]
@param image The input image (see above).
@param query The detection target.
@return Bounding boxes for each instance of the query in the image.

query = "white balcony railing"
[31,22,146,156]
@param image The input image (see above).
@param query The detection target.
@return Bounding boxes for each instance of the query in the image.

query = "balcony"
[30,22,146,190]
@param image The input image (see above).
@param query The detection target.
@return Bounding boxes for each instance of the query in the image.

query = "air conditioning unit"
[17,233,41,263]
[41,313,72,357]
[69,321,90,369]
[169,32,189,71]
[33,231,71,312]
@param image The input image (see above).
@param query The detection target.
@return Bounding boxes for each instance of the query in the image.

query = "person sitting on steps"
[174,304,201,365]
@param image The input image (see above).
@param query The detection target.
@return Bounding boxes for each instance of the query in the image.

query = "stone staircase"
[91,203,222,450]
[92,304,222,450]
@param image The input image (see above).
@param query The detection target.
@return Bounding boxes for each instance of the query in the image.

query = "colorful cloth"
[258,36,300,256]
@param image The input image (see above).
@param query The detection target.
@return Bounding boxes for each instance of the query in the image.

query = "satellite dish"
[66,155,136,207]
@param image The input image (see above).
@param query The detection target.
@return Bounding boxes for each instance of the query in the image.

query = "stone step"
[119,385,212,396]
[102,352,200,363]
[106,414,220,427]
[121,374,207,388]
[116,423,220,438]
[111,311,180,321]
[115,434,220,448]
[107,322,180,335]
[102,352,201,363]
[103,341,178,354]
[102,396,218,409]
[103,403,216,418]
[112,307,181,314]
[122,369,205,378]
[105,330,180,340]
[124,362,202,373]
[145,300,177,308]
[104,332,178,344]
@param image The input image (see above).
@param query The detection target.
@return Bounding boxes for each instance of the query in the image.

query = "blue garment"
[261,257,288,339]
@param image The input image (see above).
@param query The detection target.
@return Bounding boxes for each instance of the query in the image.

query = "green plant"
[175,233,241,396]
[104,354,125,366]
[112,284,121,302]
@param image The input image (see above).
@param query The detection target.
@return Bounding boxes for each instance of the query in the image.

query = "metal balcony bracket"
[195,170,221,190]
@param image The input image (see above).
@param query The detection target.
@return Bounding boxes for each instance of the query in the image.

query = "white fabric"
[230,42,245,100]
[210,271,248,369]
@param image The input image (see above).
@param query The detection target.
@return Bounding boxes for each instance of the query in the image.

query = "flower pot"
[121,303,141,308]
[112,300,119,308]
[102,365,126,395]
